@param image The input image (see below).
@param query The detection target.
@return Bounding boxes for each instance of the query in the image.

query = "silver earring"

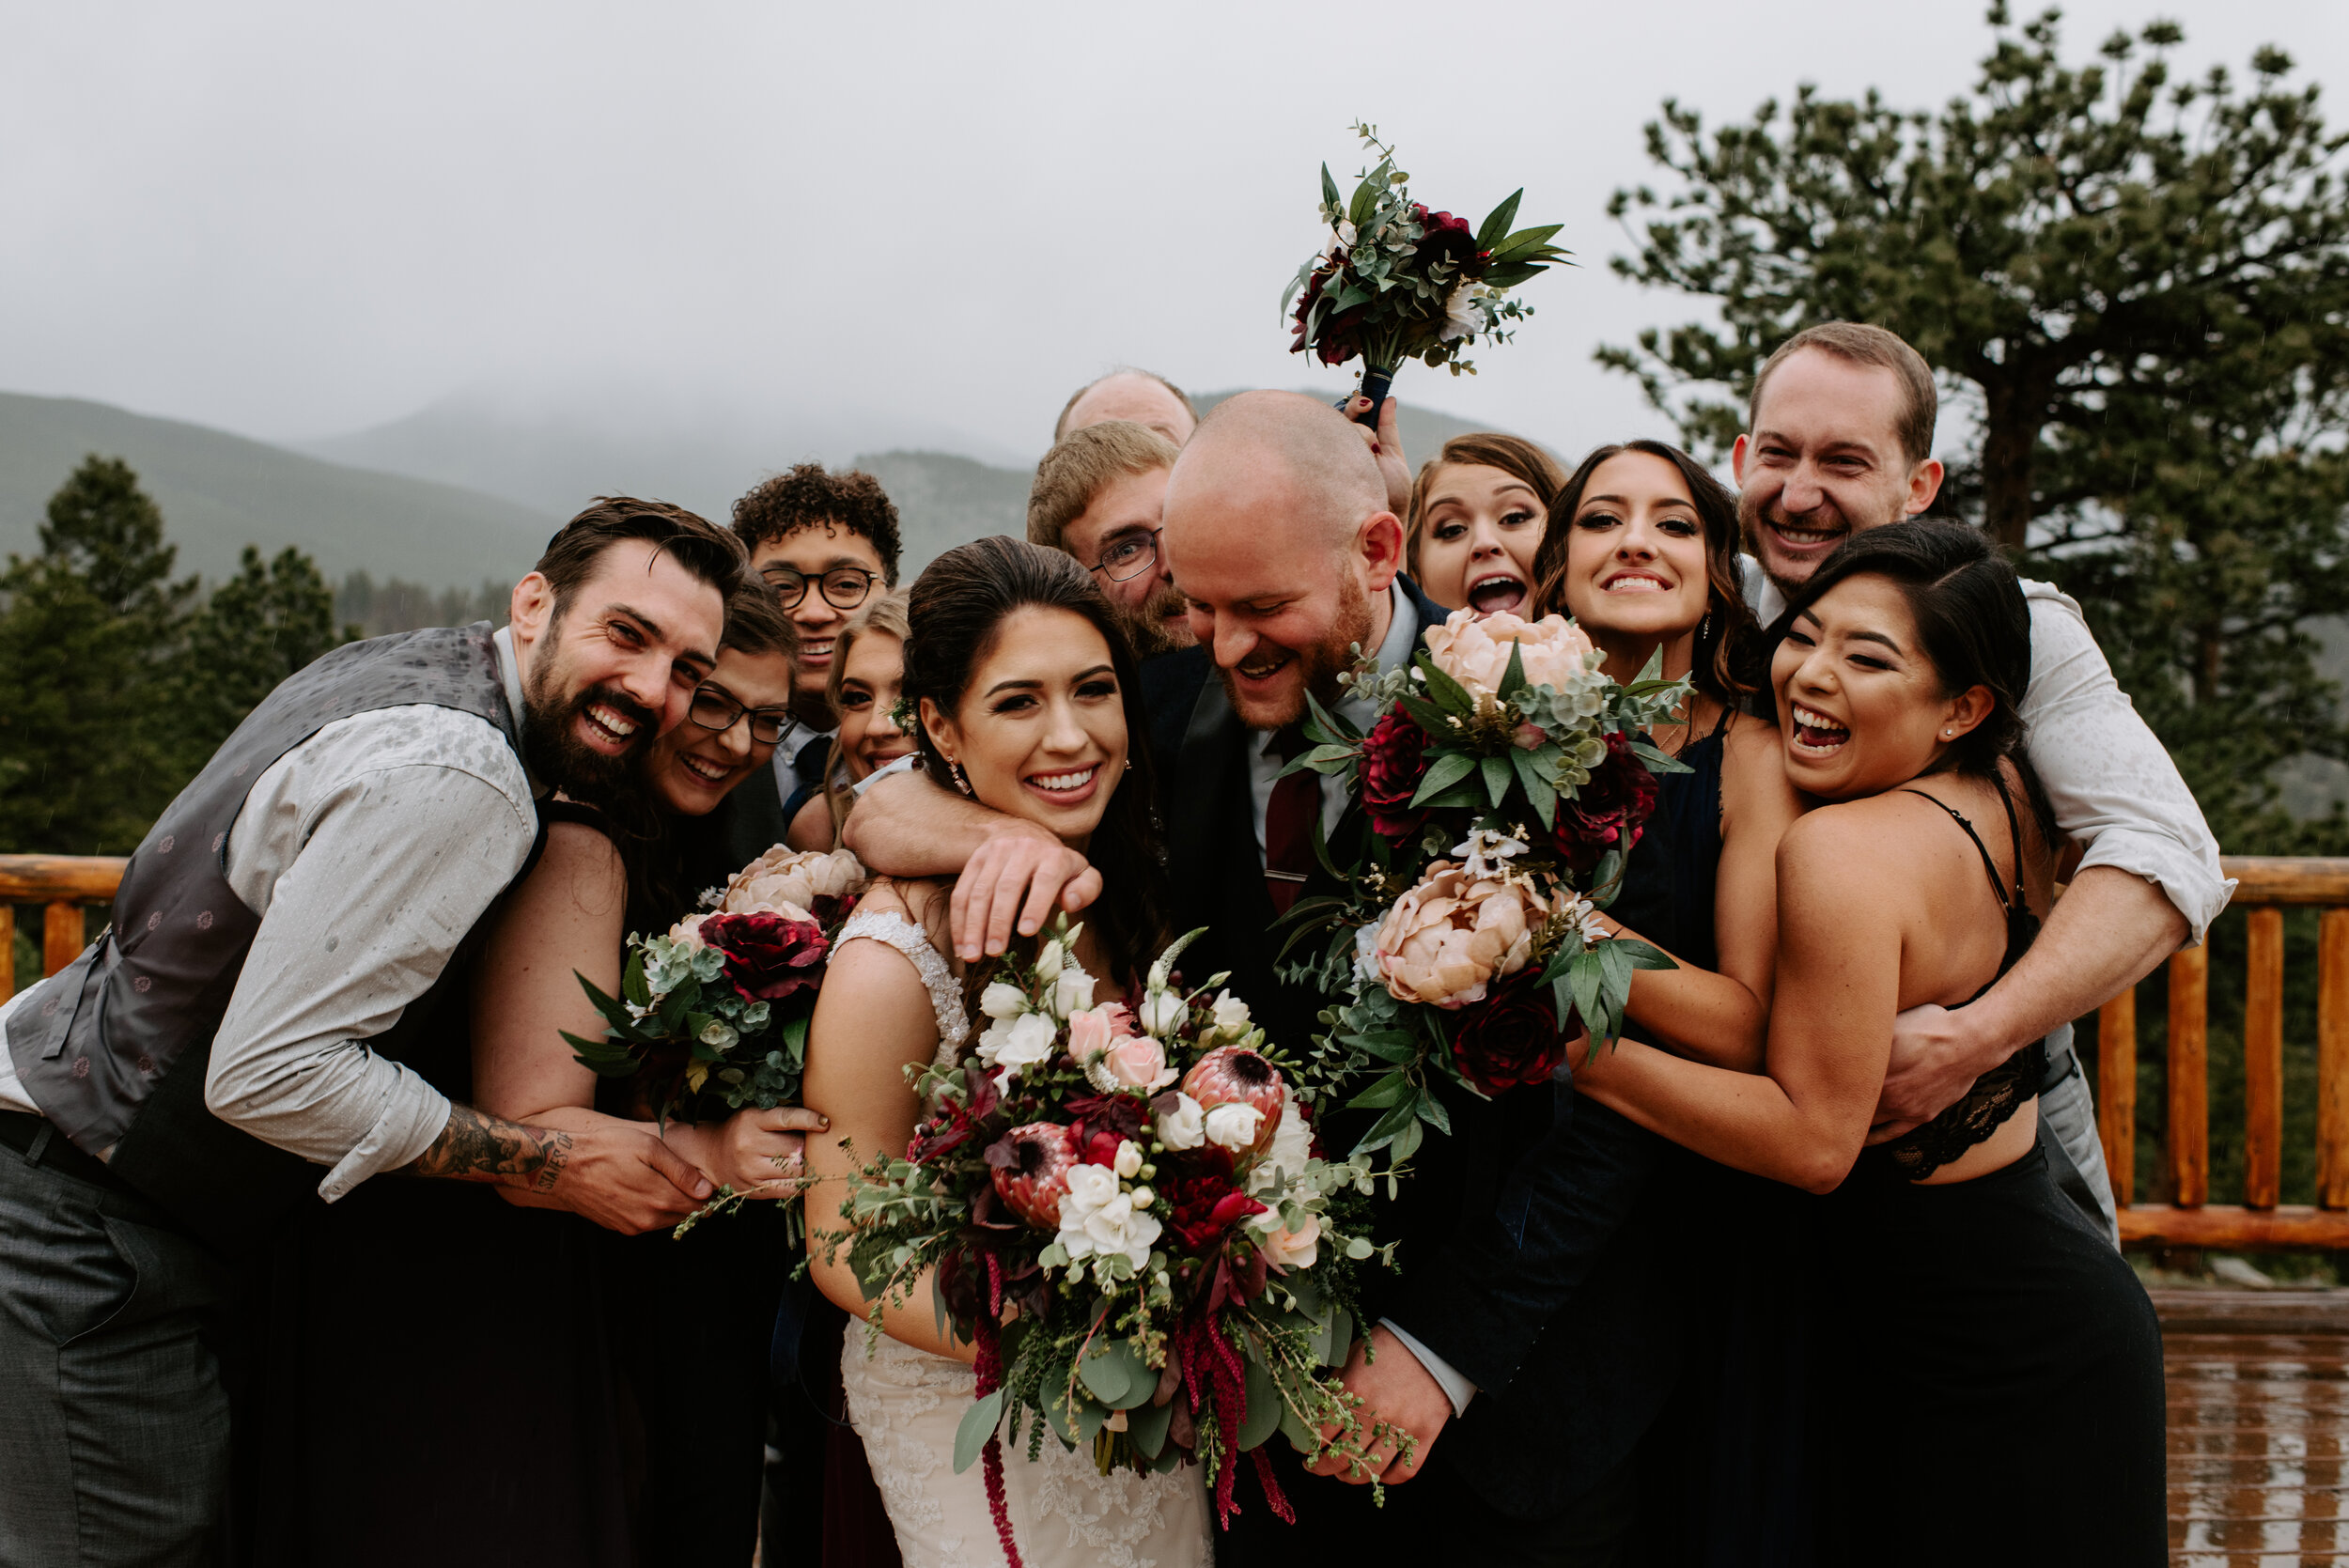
[1125,757,1134,772]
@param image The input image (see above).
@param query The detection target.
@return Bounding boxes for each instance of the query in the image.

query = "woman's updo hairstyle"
[1770,518,2053,837]
[901,535,1168,982]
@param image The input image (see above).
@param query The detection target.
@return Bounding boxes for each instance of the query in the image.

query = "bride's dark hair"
[1767,518,2057,842]
[902,535,1169,986]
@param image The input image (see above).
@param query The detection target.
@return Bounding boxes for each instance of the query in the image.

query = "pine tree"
[1600,5,2349,851]
[0,457,194,852]
[173,546,358,768]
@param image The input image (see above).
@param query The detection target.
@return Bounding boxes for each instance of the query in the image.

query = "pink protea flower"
[988,1122,1081,1230]
[1179,1046,1285,1159]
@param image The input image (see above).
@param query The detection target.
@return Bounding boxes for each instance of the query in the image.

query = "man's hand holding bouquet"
[1276,608,1690,1159]
[567,844,869,1238]
[831,922,1402,1559]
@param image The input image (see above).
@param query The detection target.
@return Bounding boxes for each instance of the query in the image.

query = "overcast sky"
[5,0,2347,467]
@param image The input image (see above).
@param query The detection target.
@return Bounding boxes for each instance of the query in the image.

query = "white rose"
[1112,1139,1143,1179]
[1253,1214,1321,1271]
[979,982,1029,1021]
[1248,1098,1315,1199]
[1054,1163,1163,1272]
[977,1011,1057,1087]
[1204,1102,1265,1152]
[1210,990,1252,1037]
[1048,961,1095,1021]
[1155,1093,1206,1151]
[1035,939,1066,984]
[1139,988,1186,1037]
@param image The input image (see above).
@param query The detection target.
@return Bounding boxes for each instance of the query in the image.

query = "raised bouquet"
[568,844,868,1236]
[1276,609,1688,1160]
[833,922,1395,1551]
[1283,122,1568,413]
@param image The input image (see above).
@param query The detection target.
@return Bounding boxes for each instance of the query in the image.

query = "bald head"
[1170,390,1388,551]
[1055,369,1198,444]
[1161,390,1404,732]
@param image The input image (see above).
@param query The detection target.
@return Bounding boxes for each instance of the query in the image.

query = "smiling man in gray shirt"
[0,499,751,1568]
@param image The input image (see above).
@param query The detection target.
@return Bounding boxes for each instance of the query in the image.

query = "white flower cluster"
[1451,826,1530,881]
[1054,1141,1163,1276]
[972,930,1098,1091]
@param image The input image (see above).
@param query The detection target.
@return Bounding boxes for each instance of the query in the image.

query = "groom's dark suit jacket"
[1138,579,1696,1535]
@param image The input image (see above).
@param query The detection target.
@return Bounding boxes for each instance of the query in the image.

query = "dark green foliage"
[171,546,356,774]
[1603,5,2349,853]
[0,455,354,855]
[334,571,508,638]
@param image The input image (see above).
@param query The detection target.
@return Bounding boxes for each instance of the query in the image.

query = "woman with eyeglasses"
[467,583,832,1568]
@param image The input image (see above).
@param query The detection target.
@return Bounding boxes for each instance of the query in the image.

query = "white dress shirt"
[0,628,541,1201]
[1750,566,2233,939]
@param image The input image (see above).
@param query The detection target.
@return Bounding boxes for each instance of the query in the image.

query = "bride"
[801,536,1211,1568]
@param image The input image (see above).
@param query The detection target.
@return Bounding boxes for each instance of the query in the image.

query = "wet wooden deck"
[2160,1289,2349,1563]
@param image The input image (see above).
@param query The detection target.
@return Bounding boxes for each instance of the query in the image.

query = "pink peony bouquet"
[567,845,868,1234]
[1274,608,1687,1159]
[831,922,1395,1552]
[1283,122,1568,416]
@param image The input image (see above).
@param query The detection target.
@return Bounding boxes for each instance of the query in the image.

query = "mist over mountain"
[0,391,552,585]
[0,384,1522,603]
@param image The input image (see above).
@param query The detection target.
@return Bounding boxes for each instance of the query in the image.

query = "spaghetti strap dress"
[1812,784,2167,1567]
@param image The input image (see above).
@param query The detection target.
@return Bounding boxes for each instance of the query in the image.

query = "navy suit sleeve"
[1380,1090,1672,1394]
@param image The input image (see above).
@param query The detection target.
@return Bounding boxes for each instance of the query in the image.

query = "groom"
[0,499,745,1567]
[848,392,1657,1559]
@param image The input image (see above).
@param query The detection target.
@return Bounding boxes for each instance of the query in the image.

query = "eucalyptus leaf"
[953,1389,1004,1474]
[1128,1394,1175,1460]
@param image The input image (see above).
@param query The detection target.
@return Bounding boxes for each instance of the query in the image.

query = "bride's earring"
[946,756,972,796]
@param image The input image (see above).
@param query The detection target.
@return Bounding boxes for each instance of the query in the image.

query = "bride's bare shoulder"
[844,877,956,961]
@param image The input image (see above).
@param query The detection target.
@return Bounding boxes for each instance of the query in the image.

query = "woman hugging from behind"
[1571,519,2165,1566]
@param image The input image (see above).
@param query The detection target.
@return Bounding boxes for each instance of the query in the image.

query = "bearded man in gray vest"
[0,499,749,1568]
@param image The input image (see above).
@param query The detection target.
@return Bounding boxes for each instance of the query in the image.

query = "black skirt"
[1812,1145,2166,1568]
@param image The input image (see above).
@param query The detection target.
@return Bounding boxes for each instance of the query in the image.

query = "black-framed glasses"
[761,564,879,612]
[1091,529,1161,583]
[687,684,798,746]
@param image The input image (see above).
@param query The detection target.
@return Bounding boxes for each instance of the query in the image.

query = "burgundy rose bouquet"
[1283,122,1568,414]
[567,845,868,1236]
[1273,607,1686,1158]
[832,922,1394,1555]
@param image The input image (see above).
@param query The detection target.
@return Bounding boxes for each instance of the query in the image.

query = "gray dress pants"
[2038,1022,2121,1246]
[0,1126,232,1568]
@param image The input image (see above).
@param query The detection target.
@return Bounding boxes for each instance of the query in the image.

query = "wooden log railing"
[2109,857,2349,1250]
[0,854,129,1001]
[9,853,2349,1250]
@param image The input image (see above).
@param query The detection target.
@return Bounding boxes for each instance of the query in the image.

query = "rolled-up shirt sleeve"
[2021,583,2234,943]
[203,760,537,1200]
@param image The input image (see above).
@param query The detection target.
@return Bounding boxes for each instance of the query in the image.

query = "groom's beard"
[521,635,660,812]
[1216,569,1374,733]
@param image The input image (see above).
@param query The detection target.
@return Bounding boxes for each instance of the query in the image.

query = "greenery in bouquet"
[1273,609,1690,1158]
[1283,122,1568,399]
[831,921,1402,1550]
[567,845,868,1236]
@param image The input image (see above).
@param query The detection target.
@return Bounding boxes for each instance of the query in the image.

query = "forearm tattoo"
[401,1103,573,1191]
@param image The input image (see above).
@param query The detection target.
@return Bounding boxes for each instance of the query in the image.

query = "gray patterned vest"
[6,623,529,1256]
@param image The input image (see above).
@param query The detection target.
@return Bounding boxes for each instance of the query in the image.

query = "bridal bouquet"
[833,922,1392,1548]
[1275,609,1688,1159]
[567,844,868,1236]
[1283,122,1568,411]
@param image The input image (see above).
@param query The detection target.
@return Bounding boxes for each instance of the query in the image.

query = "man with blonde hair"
[1028,420,1191,655]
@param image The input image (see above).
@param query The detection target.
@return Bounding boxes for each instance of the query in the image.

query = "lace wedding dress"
[832,909,1212,1568]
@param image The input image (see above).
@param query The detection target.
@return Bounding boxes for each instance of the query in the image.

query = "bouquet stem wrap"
[1336,365,1396,427]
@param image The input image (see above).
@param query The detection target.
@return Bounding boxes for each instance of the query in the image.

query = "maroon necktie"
[1263,723,1318,915]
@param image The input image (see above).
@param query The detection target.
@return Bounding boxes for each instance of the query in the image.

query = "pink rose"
[1423,608,1595,700]
[1254,1214,1321,1271]
[1101,1033,1175,1094]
